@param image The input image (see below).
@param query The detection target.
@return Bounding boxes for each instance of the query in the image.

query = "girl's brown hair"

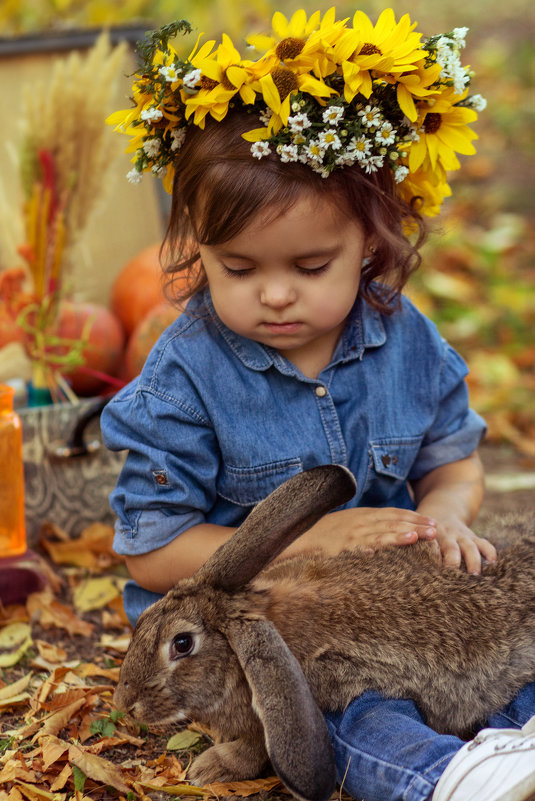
[163,111,427,314]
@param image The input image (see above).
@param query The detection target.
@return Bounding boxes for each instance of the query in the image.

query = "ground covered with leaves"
[1,442,534,801]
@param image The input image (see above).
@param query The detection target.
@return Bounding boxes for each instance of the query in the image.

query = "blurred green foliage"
[2,0,534,450]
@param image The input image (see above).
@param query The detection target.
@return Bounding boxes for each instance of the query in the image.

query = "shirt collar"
[198,288,386,372]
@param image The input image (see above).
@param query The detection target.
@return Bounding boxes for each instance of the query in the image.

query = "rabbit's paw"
[188,740,268,785]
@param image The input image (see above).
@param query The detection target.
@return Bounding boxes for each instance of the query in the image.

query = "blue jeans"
[325,685,535,801]
[124,582,535,801]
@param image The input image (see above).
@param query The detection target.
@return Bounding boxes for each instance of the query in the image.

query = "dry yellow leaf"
[68,744,130,793]
[0,623,32,668]
[72,577,125,613]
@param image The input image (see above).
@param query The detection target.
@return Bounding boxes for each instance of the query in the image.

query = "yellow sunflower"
[397,167,452,218]
[181,34,259,127]
[408,87,479,174]
[331,9,426,103]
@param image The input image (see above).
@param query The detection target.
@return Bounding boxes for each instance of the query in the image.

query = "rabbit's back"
[255,535,535,735]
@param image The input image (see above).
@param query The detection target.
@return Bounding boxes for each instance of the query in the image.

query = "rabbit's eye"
[170,633,195,659]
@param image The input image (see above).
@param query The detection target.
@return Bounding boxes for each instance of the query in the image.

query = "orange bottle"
[0,383,27,557]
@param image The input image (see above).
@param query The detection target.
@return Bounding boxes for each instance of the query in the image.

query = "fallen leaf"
[33,698,86,740]
[0,623,32,667]
[26,593,94,637]
[99,633,131,653]
[73,577,124,613]
[0,672,33,701]
[34,641,67,664]
[205,777,282,796]
[40,735,70,770]
[68,743,130,793]
[10,781,65,800]
[138,783,206,797]
[166,731,202,751]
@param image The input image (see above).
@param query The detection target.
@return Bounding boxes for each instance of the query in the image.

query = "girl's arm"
[125,523,237,592]
[126,506,439,591]
[411,450,496,574]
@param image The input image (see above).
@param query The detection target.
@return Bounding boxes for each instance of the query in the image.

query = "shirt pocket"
[362,436,424,503]
[217,457,303,507]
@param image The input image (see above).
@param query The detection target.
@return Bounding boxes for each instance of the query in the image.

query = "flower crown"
[107,8,486,217]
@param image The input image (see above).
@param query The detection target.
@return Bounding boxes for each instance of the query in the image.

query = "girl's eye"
[221,264,253,279]
[296,263,329,276]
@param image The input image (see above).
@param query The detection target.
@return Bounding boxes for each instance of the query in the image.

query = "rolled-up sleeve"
[101,379,219,556]
[408,341,486,480]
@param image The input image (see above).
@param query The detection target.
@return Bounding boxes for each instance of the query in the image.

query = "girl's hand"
[432,516,497,574]
[286,506,437,558]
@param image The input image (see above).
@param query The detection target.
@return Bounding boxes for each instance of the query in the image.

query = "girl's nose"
[260,279,297,308]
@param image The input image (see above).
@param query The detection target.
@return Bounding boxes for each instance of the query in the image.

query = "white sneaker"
[432,715,535,801]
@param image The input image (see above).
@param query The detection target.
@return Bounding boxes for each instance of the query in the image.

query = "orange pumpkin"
[124,302,180,381]
[111,244,168,336]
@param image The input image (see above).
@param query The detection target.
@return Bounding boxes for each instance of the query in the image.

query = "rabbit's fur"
[114,465,535,801]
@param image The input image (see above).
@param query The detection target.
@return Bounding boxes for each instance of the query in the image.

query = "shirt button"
[315,385,327,397]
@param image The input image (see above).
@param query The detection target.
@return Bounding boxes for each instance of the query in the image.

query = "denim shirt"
[101,287,486,558]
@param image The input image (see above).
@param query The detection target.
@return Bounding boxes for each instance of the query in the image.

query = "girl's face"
[198,192,368,377]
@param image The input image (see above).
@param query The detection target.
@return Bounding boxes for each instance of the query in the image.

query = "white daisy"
[351,135,372,161]
[159,64,180,83]
[358,105,382,128]
[182,68,202,90]
[376,122,396,146]
[319,129,342,150]
[304,140,325,163]
[251,141,271,159]
[287,112,311,133]
[278,144,299,162]
[322,106,344,125]
[362,154,385,173]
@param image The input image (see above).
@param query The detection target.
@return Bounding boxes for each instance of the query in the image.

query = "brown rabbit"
[114,465,535,801]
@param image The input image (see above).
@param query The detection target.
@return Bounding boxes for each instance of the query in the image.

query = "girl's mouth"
[263,322,303,334]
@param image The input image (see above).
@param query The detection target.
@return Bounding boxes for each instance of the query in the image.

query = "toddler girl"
[102,10,535,801]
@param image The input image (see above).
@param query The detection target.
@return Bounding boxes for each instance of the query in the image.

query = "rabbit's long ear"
[226,617,335,801]
[196,464,356,592]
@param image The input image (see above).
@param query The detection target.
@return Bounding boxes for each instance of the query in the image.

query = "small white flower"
[376,122,396,146]
[152,164,166,176]
[170,128,187,151]
[469,93,487,112]
[394,165,409,183]
[143,138,161,157]
[358,105,382,128]
[322,105,344,125]
[141,107,163,123]
[292,133,307,145]
[182,68,202,90]
[362,154,385,173]
[126,167,143,184]
[452,27,469,46]
[351,135,372,161]
[304,139,325,162]
[278,143,299,163]
[251,141,271,159]
[159,64,180,82]
[291,101,301,112]
[288,112,311,133]
[319,129,342,150]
